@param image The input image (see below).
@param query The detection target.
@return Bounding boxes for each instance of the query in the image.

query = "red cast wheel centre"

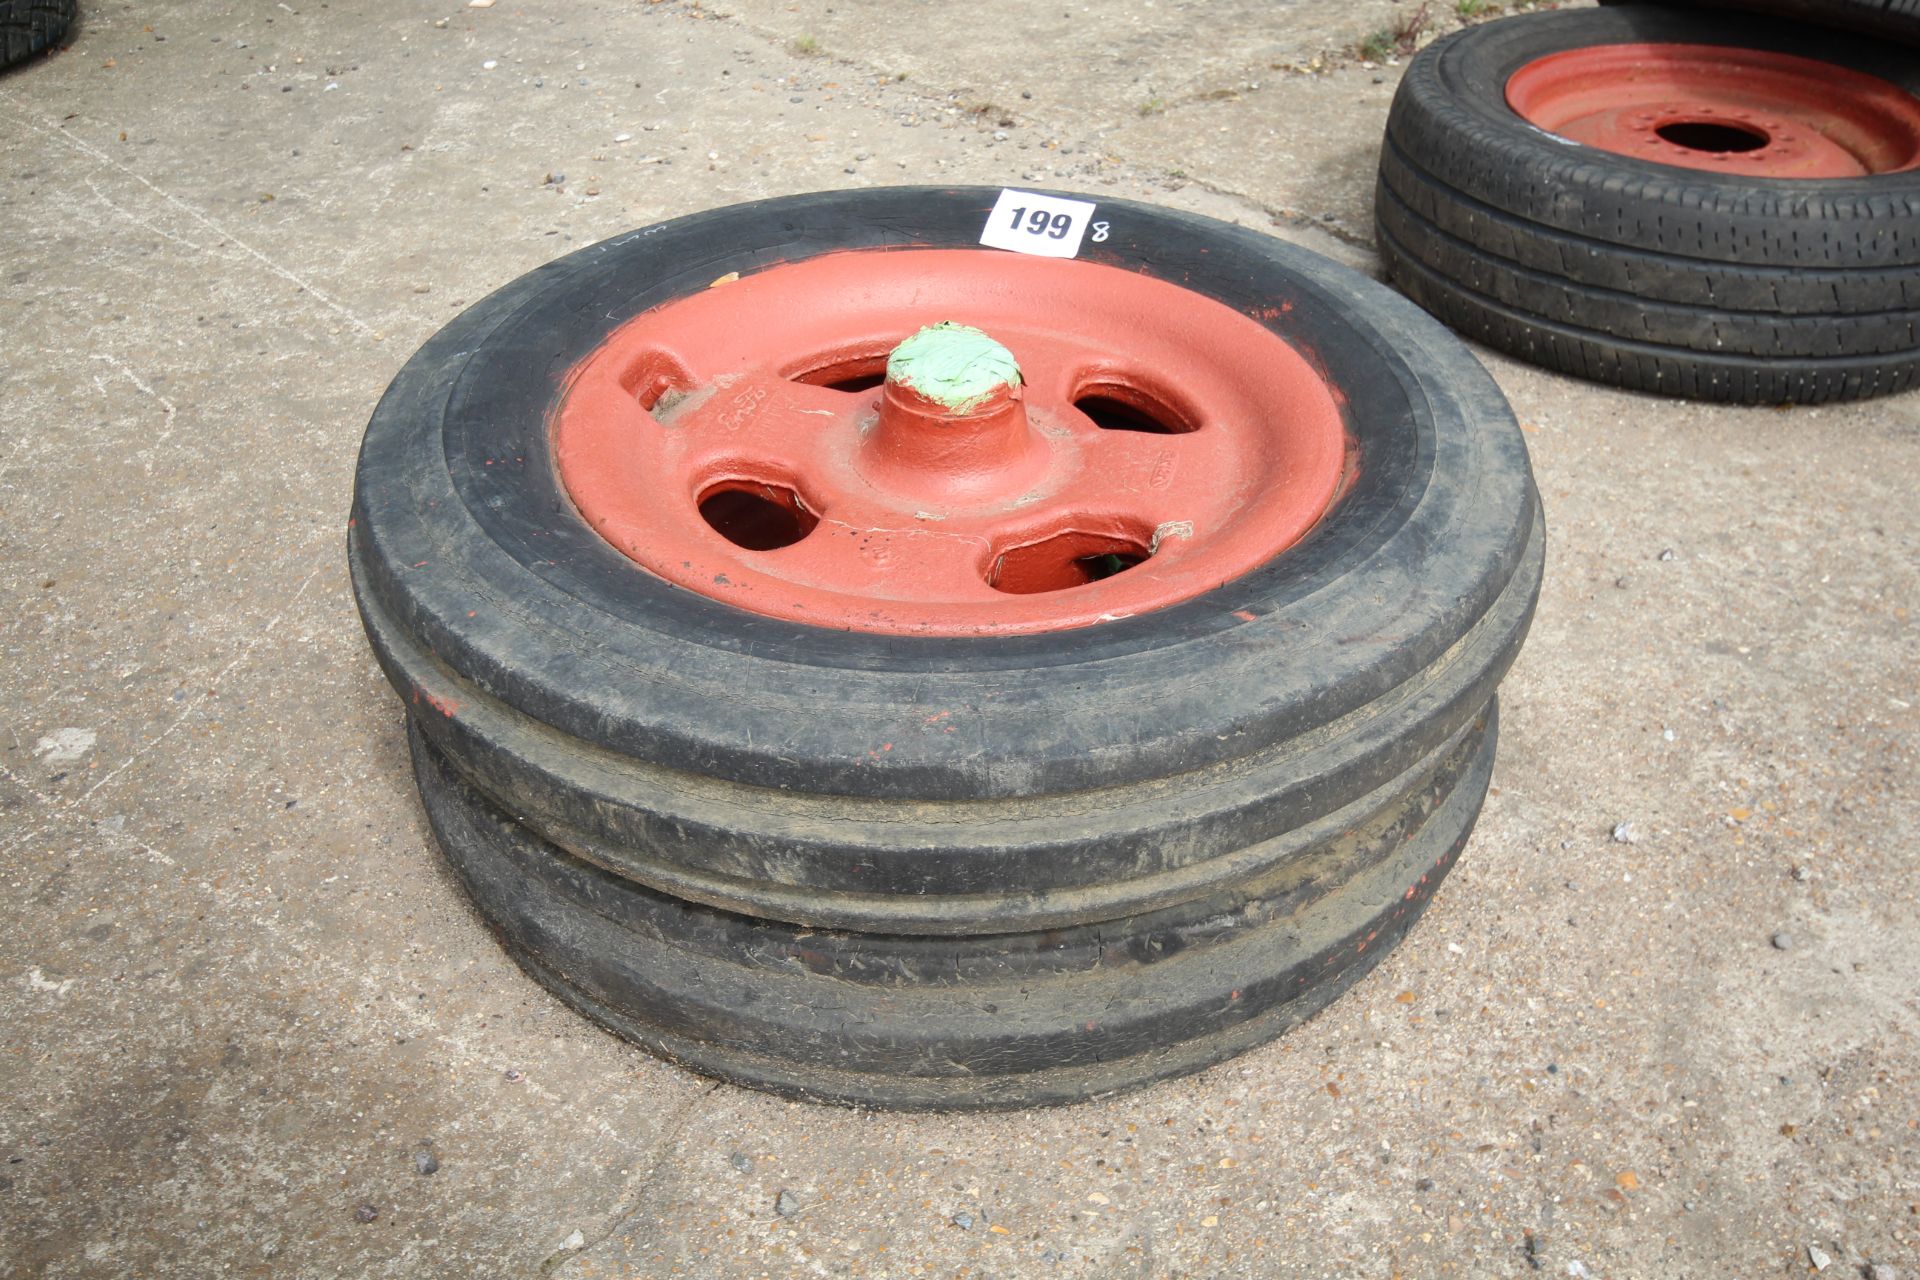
[552,249,1350,636]
[1506,44,1920,179]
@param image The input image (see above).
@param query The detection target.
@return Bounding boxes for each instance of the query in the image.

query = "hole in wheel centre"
[1654,119,1769,154]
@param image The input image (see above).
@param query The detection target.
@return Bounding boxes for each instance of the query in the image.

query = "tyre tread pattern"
[410,716,1495,1109]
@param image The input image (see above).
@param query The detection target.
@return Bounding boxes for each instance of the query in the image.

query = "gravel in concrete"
[3,2,1916,1277]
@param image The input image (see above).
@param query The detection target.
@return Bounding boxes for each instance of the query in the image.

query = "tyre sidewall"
[352,187,1535,799]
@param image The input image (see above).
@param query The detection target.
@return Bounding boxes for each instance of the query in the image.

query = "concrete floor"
[3,1,1916,1276]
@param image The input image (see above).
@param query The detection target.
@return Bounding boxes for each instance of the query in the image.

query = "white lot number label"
[979,189,1103,259]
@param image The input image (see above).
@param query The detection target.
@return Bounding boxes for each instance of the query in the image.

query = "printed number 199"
[978,189,1097,257]
[1008,207,1073,240]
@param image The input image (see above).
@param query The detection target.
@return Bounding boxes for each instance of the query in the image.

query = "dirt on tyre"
[0,0,74,68]
[1378,8,1920,404]
[350,187,1543,1109]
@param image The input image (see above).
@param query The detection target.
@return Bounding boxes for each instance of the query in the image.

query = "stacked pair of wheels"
[1381,7,1920,403]
[351,189,1543,1108]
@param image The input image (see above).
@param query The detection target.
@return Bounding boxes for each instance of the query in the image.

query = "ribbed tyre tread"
[410,713,1497,1109]
[357,509,1543,936]
[1379,225,1920,402]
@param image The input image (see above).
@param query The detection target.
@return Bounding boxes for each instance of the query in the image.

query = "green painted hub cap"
[885,322,1022,413]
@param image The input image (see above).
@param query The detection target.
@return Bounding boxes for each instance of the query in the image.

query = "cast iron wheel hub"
[553,249,1351,635]
[1506,43,1920,178]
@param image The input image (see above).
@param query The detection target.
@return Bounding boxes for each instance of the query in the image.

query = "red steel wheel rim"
[552,249,1351,636]
[1505,43,1920,179]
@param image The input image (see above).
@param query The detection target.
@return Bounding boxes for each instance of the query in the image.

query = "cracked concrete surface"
[3,1,1917,1277]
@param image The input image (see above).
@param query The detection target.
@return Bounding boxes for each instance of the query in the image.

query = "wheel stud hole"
[698,481,818,551]
[1655,120,1769,154]
[1074,384,1191,434]
[820,371,887,393]
[1079,550,1144,581]
[790,356,888,394]
[990,530,1152,595]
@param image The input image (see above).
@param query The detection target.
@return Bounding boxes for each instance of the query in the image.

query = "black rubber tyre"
[351,187,1542,1107]
[1597,0,1920,43]
[1378,9,1920,404]
[0,0,74,69]
[410,710,1496,1109]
